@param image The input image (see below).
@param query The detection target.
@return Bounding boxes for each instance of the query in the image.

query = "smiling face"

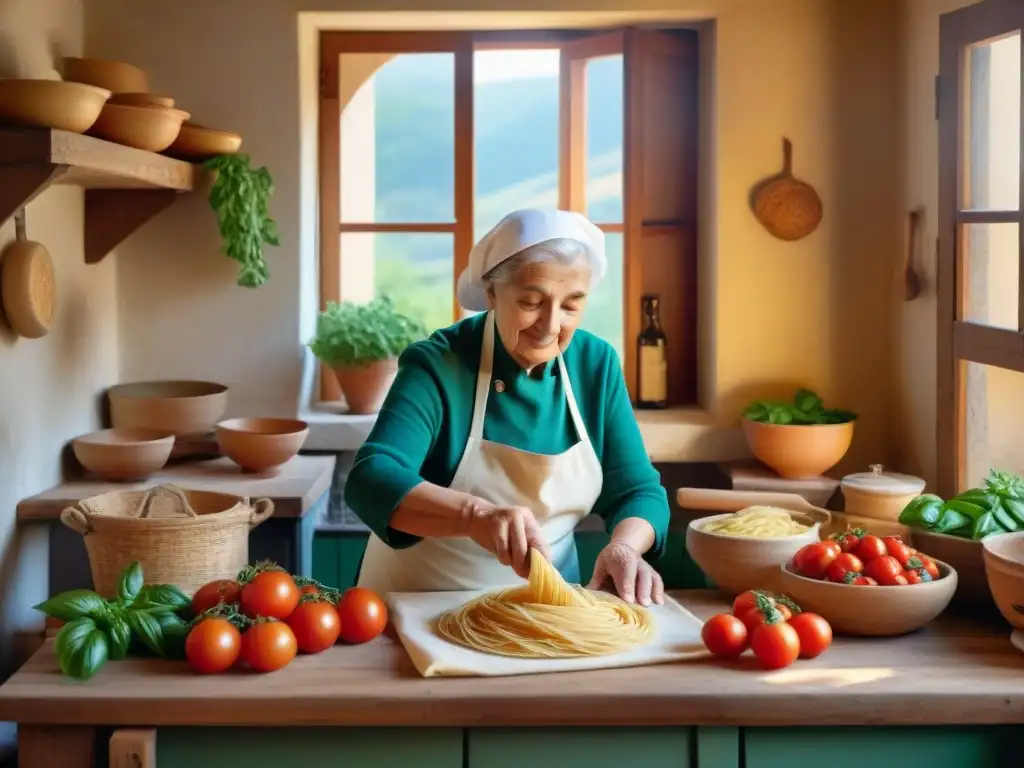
[486,257,591,372]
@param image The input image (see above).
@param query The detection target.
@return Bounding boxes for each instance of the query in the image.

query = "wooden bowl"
[686,510,825,596]
[913,529,994,607]
[88,103,190,152]
[0,79,110,132]
[72,428,174,481]
[215,418,309,472]
[982,531,1024,631]
[108,381,228,437]
[62,57,148,93]
[109,92,175,109]
[741,419,854,480]
[779,560,958,636]
[164,122,242,160]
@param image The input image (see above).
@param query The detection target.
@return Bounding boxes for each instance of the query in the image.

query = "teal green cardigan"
[344,312,670,559]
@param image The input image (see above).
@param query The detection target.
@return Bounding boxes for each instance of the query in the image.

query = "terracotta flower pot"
[332,358,398,415]
[741,418,854,479]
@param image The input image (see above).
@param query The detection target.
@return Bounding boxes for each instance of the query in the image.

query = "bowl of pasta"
[686,505,827,596]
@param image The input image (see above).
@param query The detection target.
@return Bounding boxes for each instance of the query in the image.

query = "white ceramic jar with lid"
[841,464,926,522]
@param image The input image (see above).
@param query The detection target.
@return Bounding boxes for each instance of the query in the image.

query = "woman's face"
[487,259,591,371]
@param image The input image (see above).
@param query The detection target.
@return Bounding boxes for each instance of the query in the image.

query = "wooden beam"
[453,38,474,322]
[84,189,179,264]
[339,222,457,233]
[953,321,1024,372]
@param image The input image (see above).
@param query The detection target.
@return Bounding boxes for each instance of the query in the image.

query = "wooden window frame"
[318,28,699,406]
[937,0,1024,498]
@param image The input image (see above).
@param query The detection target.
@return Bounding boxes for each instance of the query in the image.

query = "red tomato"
[731,590,763,616]
[241,571,300,620]
[192,579,241,616]
[893,574,909,586]
[883,536,913,566]
[788,612,833,659]
[737,602,791,631]
[851,575,877,586]
[749,622,801,670]
[299,584,319,597]
[337,587,388,644]
[852,535,887,563]
[241,620,298,672]
[287,600,342,654]
[904,569,924,584]
[825,552,864,583]
[918,556,940,580]
[185,618,241,674]
[823,540,842,558]
[701,614,748,658]
[863,555,904,585]
[793,542,837,579]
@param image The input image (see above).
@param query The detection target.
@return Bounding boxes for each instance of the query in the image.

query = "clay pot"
[332,359,398,415]
[741,419,854,479]
[216,418,309,473]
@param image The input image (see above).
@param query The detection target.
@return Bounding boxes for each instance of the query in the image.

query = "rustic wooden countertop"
[16,454,336,520]
[1,591,1021,728]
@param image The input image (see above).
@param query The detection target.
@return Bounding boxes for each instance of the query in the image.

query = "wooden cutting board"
[389,590,710,678]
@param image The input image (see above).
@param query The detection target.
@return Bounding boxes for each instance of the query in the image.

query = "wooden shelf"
[0,127,209,264]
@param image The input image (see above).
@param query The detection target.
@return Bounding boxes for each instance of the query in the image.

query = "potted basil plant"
[308,297,425,414]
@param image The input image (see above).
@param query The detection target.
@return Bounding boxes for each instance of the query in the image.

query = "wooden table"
[18,454,336,594]
[2,591,1022,768]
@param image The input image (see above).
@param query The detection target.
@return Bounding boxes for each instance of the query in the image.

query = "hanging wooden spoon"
[904,208,923,302]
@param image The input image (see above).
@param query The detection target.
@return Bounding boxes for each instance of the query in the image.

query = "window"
[937,0,1024,497]
[319,29,698,405]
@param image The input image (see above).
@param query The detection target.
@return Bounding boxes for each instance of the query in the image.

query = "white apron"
[357,312,604,594]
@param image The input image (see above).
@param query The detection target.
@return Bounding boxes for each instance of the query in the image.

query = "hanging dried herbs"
[204,154,279,288]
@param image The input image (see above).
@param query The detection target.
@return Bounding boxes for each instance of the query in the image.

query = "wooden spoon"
[904,208,923,301]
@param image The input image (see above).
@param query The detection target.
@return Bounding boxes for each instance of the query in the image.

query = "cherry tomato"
[918,556,940,580]
[192,579,241,616]
[241,571,300,620]
[287,600,342,654]
[701,614,748,658]
[852,535,887,563]
[737,602,791,631]
[904,569,924,584]
[793,542,837,579]
[864,555,904,585]
[750,621,801,670]
[337,587,388,644]
[825,552,864,583]
[883,536,913,566]
[185,618,241,674]
[835,530,864,552]
[788,612,833,659]
[823,540,842,558]
[731,590,763,616]
[851,575,877,586]
[299,584,319,597]
[241,620,298,672]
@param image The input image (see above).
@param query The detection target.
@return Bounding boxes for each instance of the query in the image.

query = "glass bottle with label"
[636,294,668,409]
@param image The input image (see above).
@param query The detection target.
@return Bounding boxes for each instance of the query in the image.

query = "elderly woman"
[344,208,669,606]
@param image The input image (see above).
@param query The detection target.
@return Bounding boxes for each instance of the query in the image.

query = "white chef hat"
[456,208,606,312]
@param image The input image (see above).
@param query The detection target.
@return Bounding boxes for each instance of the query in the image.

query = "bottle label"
[639,345,667,403]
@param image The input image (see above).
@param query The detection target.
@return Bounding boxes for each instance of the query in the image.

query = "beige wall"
[0,0,115,748]
[84,0,903,475]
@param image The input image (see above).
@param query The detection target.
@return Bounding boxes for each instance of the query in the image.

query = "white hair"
[482,237,591,286]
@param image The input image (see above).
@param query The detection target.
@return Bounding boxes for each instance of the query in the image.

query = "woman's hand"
[587,541,665,606]
[467,504,551,578]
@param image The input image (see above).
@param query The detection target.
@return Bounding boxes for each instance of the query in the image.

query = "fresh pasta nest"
[700,506,811,538]
[436,549,654,658]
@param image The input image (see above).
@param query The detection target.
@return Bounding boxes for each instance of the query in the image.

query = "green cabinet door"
[467,727,695,768]
[156,727,462,768]
[744,726,1024,768]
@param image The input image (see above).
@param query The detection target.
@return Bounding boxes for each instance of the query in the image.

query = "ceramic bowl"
[62,57,148,93]
[215,418,309,472]
[779,559,958,636]
[88,103,190,152]
[0,79,110,132]
[686,510,825,596]
[108,380,229,437]
[72,428,174,481]
[913,529,994,607]
[742,419,854,480]
[165,122,242,160]
[108,92,176,109]
[982,531,1024,630]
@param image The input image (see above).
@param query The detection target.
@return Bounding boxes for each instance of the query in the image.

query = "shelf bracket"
[0,164,67,231]
[84,189,180,264]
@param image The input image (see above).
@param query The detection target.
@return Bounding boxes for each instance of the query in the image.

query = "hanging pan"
[1,210,56,339]
[750,137,823,242]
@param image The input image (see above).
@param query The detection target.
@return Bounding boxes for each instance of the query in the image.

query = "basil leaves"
[743,388,857,426]
[33,561,192,680]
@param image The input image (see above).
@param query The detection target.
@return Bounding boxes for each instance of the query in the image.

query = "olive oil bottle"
[636,294,668,409]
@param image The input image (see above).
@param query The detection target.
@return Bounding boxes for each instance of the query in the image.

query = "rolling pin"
[675,487,815,512]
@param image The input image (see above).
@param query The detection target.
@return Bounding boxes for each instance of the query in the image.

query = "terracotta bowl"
[62,57,148,93]
[686,510,826,596]
[88,103,190,152]
[108,92,175,109]
[72,428,174,481]
[0,79,110,133]
[742,419,855,480]
[779,560,958,636]
[165,122,242,160]
[108,380,228,437]
[215,418,309,472]
[982,531,1024,630]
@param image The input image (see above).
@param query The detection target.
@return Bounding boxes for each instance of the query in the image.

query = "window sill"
[302,402,751,463]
